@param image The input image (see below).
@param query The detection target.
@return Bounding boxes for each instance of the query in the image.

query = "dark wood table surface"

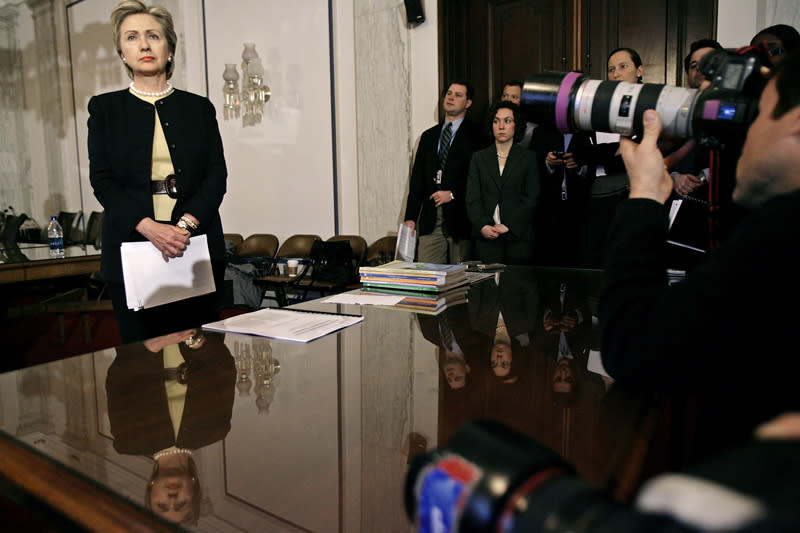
[0,266,668,532]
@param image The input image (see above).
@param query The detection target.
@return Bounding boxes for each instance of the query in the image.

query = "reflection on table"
[0,266,666,532]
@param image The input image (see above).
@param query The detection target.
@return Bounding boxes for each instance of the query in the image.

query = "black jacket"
[404,119,485,238]
[465,143,540,241]
[87,89,227,283]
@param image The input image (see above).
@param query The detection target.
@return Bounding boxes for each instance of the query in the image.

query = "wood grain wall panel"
[490,1,561,93]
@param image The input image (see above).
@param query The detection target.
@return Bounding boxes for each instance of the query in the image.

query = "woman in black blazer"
[88,1,227,343]
[466,101,540,264]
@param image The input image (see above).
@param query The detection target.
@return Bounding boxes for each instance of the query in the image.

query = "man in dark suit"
[530,125,594,266]
[404,81,485,263]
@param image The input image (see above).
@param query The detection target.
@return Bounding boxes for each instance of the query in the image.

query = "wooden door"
[440,0,717,122]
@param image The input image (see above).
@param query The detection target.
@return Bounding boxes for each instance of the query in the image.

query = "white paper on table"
[202,308,364,343]
[322,293,404,305]
[121,234,215,311]
[396,223,416,261]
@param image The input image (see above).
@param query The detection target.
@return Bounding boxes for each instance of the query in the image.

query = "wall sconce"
[222,43,271,126]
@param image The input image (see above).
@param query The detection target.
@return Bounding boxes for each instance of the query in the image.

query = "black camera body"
[520,48,768,148]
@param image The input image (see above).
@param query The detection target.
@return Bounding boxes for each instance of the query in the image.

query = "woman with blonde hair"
[88,1,228,343]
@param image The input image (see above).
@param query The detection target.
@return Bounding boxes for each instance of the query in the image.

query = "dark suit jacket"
[465,143,540,241]
[404,119,485,239]
[530,127,595,209]
[87,89,227,284]
[106,335,235,454]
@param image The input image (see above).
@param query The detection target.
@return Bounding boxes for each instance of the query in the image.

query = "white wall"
[206,1,337,243]
[717,0,761,47]
[717,0,800,48]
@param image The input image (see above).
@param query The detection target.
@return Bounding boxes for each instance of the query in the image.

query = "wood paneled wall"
[440,0,717,121]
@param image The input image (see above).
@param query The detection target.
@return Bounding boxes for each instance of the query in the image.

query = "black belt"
[163,362,189,384]
[151,174,179,198]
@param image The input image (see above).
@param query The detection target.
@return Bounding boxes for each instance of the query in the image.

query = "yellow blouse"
[130,90,176,222]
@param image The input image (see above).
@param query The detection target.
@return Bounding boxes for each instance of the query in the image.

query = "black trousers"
[109,261,225,344]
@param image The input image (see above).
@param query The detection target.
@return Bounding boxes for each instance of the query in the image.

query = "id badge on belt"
[434,170,442,186]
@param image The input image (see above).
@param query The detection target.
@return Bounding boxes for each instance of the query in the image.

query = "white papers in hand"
[396,223,416,262]
[121,234,216,311]
[202,308,364,343]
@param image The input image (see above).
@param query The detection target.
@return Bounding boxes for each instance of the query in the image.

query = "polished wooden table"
[0,267,665,531]
[0,243,102,284]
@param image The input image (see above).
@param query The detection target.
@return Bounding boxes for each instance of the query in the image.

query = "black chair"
[57,211,83,245]
[0,214,29,263]
[84,211,103,249]
[254,234,321,307]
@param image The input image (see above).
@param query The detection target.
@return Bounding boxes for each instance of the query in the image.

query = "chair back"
[275,234,321,259]
[224,233,244,248]
[364,235,397,266]
[1,214,28,246]
[58,211,83,245]
[235,234,278,259]
[85,211,103,248]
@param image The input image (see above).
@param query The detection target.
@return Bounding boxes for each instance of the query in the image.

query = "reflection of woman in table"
[468,269,539,384]
[88,1,228,343]
[106,329,235,525]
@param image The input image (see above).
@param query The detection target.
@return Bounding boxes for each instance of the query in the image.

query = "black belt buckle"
[152,174,179,199]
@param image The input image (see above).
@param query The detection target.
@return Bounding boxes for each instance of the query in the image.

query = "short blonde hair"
[110,0,177,80]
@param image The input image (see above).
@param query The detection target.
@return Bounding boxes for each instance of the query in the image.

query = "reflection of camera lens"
[521,72,698,138]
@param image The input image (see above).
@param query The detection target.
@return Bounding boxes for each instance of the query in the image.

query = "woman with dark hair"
[751,24,800,66]
[606,47,644,83]
[88,0,228,343]
[572,47,646,266]
[465,101,540,264]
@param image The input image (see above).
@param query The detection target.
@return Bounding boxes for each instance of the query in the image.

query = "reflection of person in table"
[468,269,539,384]
[106,329,235,525]
[416,304,484,390]
[88,1,228,343]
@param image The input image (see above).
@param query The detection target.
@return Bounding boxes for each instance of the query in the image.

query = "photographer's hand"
[621,110,673,204]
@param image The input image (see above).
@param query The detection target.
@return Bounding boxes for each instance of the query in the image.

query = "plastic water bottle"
[47,216,65,258]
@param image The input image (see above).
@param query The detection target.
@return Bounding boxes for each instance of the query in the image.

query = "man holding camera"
[601,52,800,460]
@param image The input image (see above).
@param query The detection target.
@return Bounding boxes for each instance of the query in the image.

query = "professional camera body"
[405,419,799,532]
[520,48,769,147]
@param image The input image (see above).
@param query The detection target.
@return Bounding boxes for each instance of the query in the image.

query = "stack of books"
[358,261,468,292]
[362,284,469,314]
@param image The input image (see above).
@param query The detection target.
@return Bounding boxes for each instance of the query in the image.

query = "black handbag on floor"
[310,240,355,285]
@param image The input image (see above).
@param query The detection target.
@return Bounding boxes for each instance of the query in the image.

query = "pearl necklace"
[153,448,192,460]
[497,153,509,159]
[129,81,173,98]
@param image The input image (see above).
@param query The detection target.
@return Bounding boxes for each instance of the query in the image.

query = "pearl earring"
[122,57,127,63]
[168,55,173,62]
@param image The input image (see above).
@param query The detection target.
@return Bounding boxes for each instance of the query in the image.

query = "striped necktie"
[439,122,453,169]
